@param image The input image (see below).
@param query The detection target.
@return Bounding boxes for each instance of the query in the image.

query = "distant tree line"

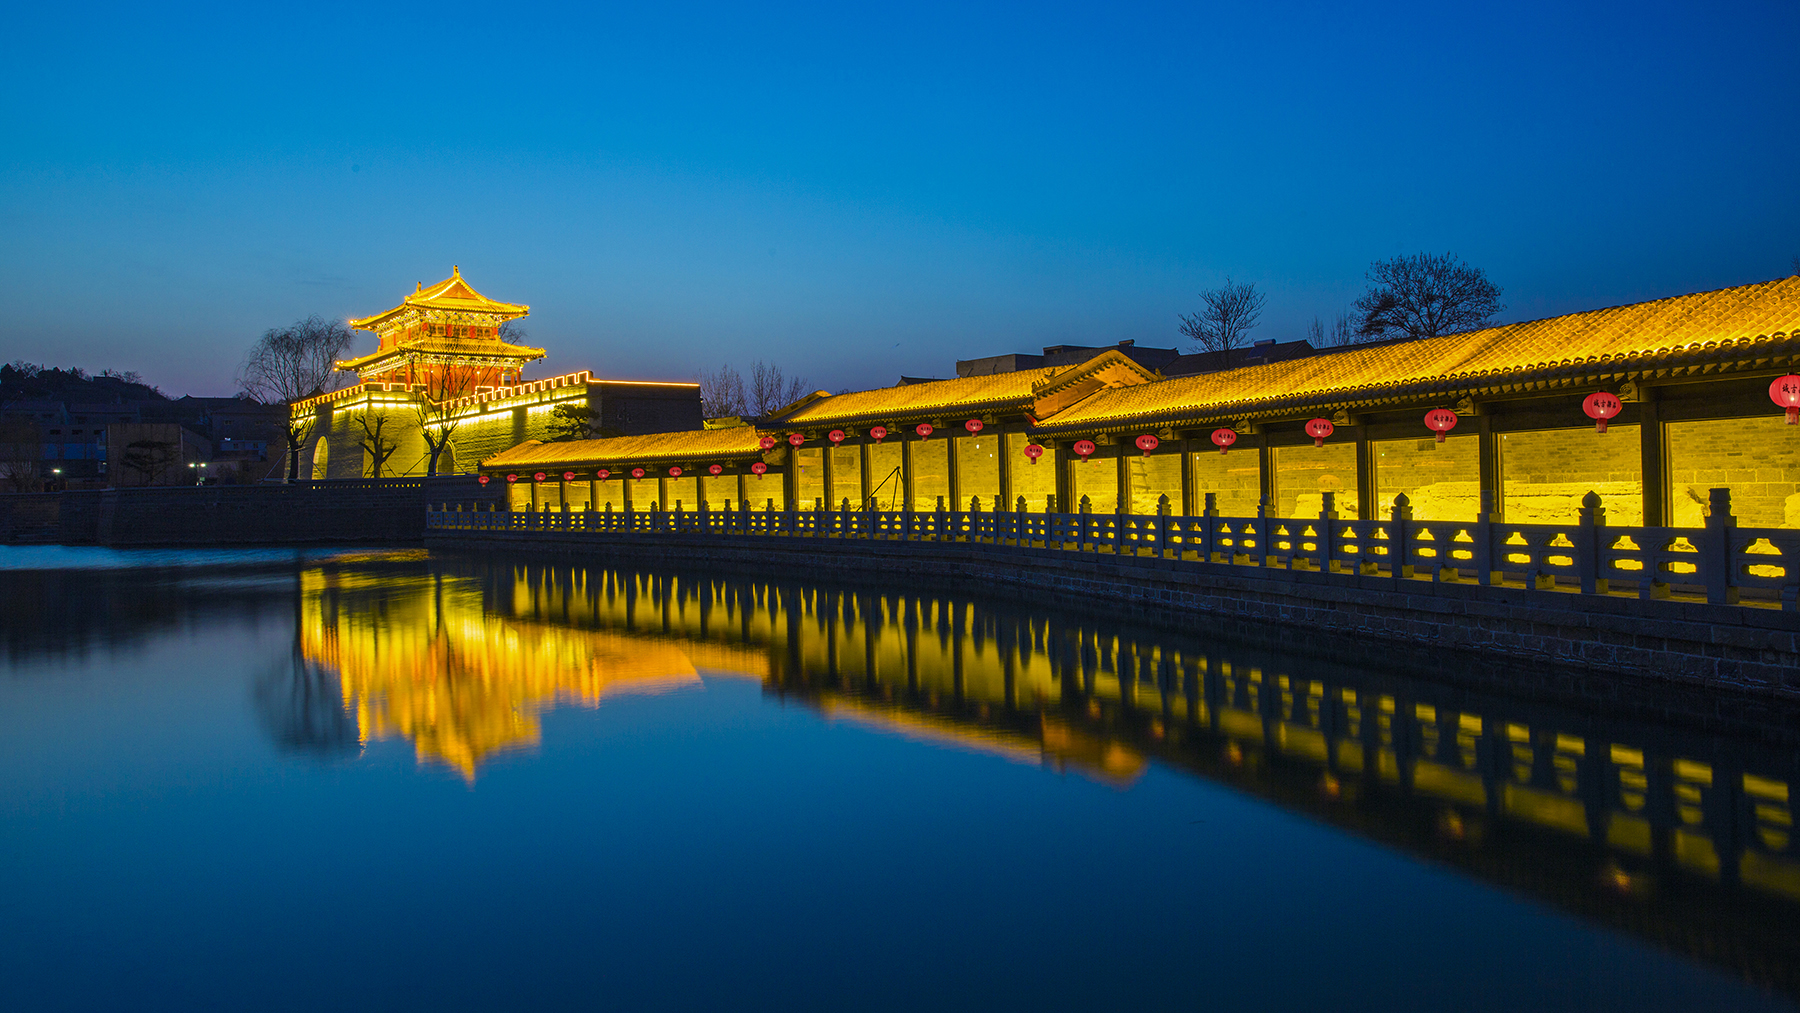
[1180,252,1506,360]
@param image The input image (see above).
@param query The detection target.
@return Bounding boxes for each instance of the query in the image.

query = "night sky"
[2,1,1795,397]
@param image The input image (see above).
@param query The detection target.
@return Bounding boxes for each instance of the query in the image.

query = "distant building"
[295,269,703,479]
[957,337,1317,380]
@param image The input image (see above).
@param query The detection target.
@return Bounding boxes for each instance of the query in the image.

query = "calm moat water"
[3,547,1799,1012]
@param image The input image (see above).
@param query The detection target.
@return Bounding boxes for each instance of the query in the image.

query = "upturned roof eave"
[1030,337,1800,435]
[780,394,1038,429]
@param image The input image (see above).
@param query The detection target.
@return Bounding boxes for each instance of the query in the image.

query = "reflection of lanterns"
[534,472,546,482]
[597,469,610,480]
[506,473,518,482]
[828,429,845,444]
[758,436,777,450]
[563,471,576,481]
[1424,408,1458,443]
[965,419,984,434]
[631,468,646,479]
[1582,391,1623,433]
[1210,429,1236,455]
[1134,433,1159,456]
[1772,375,1800,424]
[708,464,723,476]
[1305,418,1335,447]
[751,462,768,477]
[787,433,804,447]
[1024,444,1044,465]
[478,475,490,486]
[668,466,682,477]
[916,423,934,440]
[1072,439,1096,461]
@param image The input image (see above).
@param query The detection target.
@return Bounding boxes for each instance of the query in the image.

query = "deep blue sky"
[2,1,1795,397]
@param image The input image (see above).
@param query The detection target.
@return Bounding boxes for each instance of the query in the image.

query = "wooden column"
[657,476,669,510]
[997,431,1014,511]
[1640,391,1667,527]
[1181,437,1198,517]
[588,477,599,509]
[859,442,873,509]
[821,441,836,508]
[1477,414,1501,522]
[901,438,916,512]
[1116,443,1131,514]
[947,434,962,509]
[1258,440,1275,511]
[559,479,569,507]
[1355,427,1375,521]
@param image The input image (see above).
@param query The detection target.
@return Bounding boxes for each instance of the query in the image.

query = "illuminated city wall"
[1500,427,1643,525]
[1668,417,1800,528]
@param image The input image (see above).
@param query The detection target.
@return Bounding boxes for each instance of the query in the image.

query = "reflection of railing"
[428,487,1800,611]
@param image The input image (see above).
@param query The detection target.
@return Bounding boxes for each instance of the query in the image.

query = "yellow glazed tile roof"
[484,427,768,469]
[339,335,547,371]
[779,367,1062,426]
[350,267,530,330]
[1040,276,1800,431]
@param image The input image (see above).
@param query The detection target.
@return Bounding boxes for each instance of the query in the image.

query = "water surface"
[2,547,1796,1012]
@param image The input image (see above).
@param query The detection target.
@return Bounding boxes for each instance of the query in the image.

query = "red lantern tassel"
[1789,406,1799,425]
[1596,418,1608,434]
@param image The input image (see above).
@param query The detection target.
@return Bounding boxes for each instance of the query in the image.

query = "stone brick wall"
[428,528,1800,696]
[1669,417,1800,529]
[1501,426,1644,524]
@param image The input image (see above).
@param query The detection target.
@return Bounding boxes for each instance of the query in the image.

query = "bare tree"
[412,368,476,478]
[747,361,809,417]
[700,364,747,418]
[1354,253,1504,341]
[0,418,39,492]
[354,413,398,478]
[121,440,179,486]
[238,316,356,481]
[1178,277,1266,367]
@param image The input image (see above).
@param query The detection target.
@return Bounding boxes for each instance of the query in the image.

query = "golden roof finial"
[453,265,460,276]
[416,282,422,293]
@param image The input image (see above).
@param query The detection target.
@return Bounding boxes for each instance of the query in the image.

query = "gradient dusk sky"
[2,1,1796,397]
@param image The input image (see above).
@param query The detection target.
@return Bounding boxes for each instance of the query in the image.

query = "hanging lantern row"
[1773,375,1800,424]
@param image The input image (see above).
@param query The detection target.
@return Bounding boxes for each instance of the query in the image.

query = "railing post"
[1156,494,1171,559]
[1475,489,1497,585]
[1703,488,1739,605]
[1255,497,1271,566]
[935,495,947,543]
[1202,492,1219,562]
[1319,491,1338,572]
[1078,495,1092,552]
[969,496,981,544]
[1390,493,1413,581]
[1576,490,1607,594]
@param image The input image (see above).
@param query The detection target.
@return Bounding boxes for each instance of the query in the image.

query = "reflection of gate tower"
[340,266,544,397]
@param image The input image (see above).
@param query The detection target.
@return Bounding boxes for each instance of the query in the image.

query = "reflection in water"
[288,556,1800,999]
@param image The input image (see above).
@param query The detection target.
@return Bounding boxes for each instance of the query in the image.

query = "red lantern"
[828,429,845,444]
[787,433,804,447]
[751,462,768,477]
[1072,439,1096,461]
[1024,444,1044,465]
[1771,375,1800,424]
[870,425,888,442]
[965,419,984,434]
[668,466,682,477]
[631,468,646,479]
[563,471,576,481]
[1210,428,1237,455]
[758,436,777,451]
[708,464,723,476]
[506,473,518,482]
[1582,391,1623,433]
[533,472,546,482]
[478,474,490,486]
[1134,433,1159,456]
[597,469,610,481]
[1424,408,1458,443]
[1305,418,1335,447]
[916,423,934,441]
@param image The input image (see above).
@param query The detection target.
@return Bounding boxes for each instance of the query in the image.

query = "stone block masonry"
[427,528,1800,697]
